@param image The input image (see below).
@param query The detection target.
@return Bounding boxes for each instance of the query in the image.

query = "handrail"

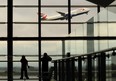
[52,47,116,62]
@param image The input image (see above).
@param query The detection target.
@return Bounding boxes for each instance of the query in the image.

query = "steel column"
[87,55,92,81]
[78,56,82,81]
[54,61,57,80]
[71,58,75,81]
[7,0,13,81]
[100,52,106,81]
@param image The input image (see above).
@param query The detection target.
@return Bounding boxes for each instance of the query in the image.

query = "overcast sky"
[0,0,116,67]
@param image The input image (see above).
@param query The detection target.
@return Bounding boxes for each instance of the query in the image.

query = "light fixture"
[112,50,116,56]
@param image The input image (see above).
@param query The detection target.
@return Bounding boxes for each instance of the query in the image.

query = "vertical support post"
[68,0,71,34]
[100,52,106,81]
[7,0,13,81]
[54,61,57,80]
[71,58,75,81]
[87,55,92,81]
[59,60,61,81]
[98,53,106,81]
[62,40,65,58]
[38,0,41,81]
[87,17,94,53]
[78,56,82,81]
[61,60,65,81]
[98,55,101,81]
[66,59,71,81]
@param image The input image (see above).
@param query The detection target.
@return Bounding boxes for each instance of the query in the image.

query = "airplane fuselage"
[41,8,90,20]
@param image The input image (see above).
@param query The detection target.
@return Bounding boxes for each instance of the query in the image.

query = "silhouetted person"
[67,52,70,57]
[20,55,29,79]
[41,53,52,81]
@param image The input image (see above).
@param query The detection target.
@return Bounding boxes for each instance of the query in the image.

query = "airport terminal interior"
[0,0,116,81]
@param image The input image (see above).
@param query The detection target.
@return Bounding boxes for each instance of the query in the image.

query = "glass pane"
[70,24,86,36]
[13,41,38,79]
[0,24,7,37]
[13,41,38,55]
[0,41,7,57]
[41,24,68,37]
[42,41,62,58]
[0,41,7,80]
[0,8,7,22]
[13,24,38,37]
[0,0,7,5]
[13,8,38,22]
[109,23,116,36]
[65,40,87,54]
[108,7,116,21]
[109,40,116,48]
[94,23,109,36]
[42,0,67,5]
[13,0,38,5]
[71,0,95,5]
[0,62,7,79]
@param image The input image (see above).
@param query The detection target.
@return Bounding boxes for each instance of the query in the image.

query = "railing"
[52,47,116,81]
[0,47,116,81]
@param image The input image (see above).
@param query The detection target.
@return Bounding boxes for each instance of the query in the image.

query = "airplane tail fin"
[41,13,47,20]
[56,11,66,16]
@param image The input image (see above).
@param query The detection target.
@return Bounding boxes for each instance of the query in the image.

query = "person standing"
[20,55,29,79]
[41,53,52,81]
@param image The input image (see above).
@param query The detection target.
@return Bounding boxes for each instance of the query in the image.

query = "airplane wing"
[56,11,66,16]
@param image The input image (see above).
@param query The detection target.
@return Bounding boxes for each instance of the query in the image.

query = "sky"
[0,0,116,67]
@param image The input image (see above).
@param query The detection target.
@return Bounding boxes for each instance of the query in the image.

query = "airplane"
[40,8,90,21]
